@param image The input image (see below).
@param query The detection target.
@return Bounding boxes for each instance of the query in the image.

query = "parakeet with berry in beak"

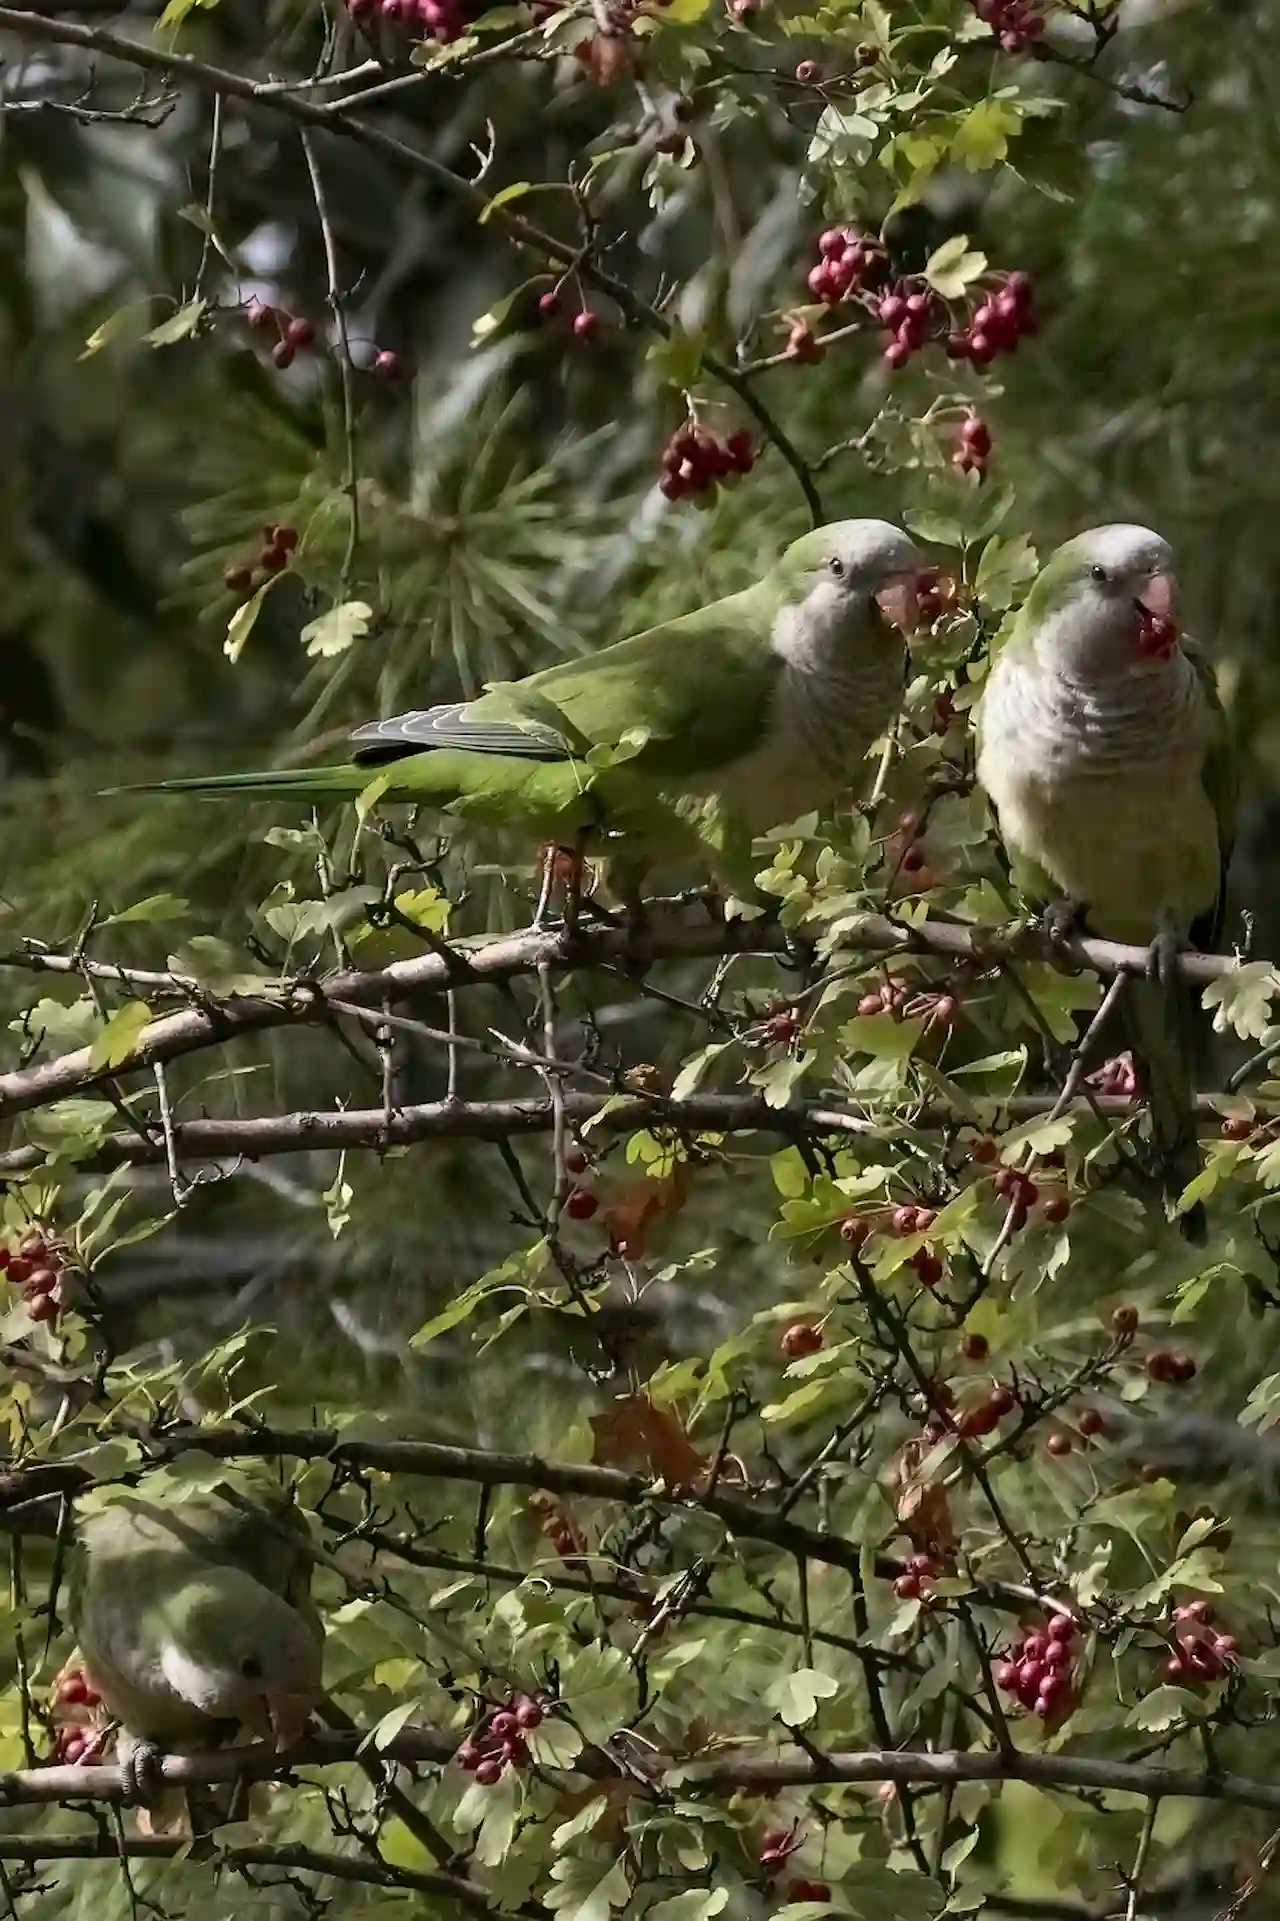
[119,521,925,902]
[975,524,1236,1237]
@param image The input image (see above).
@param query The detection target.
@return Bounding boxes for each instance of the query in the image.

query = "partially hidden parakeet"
[976,524,1236,1237]
[70,1484,324,1806]
[129,521,924,899]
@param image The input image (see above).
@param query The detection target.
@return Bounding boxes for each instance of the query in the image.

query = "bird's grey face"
[783,520,926,645]
[162,1585,323,1750]
[1029,524,1178,677]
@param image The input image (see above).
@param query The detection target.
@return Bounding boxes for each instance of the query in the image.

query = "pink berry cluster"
[242,296,400,379]
[658,423,756,503]
[876,285,942,370]
[1087,1052,1139,1098]
[346,0,466,46]
[535,290,606,344]
[945,272,1039,365]
[757,1004,804,1050]
[994,1612,1079,1722]
[953,409,992,479]
[454,1694,545,1786]
[968,0,1044,53]
[0,1230,70,1326]
[48,1667,105,1766]
[1133,604,1179,659]
[1164,1600,1237,1685]
[224,522,298,599]
[891,1548,947,1604]
[805,226,888,307]
[781,1320,824,1360]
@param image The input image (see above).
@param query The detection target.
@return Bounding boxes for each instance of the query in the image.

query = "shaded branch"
[0,907,1251,1124]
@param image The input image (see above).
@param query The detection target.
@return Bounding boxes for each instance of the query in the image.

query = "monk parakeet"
[129,521,924,897]
[976,524,1235,1236]
[70,1484,324,1806]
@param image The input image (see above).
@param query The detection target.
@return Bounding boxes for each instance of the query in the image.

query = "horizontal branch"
[0,908,1248,1125]
[11,1733,1280,1825]
[0,1087,1253,1178]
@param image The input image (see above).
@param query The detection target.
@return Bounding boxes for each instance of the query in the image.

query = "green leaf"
[177,202,237,268]
[526,1719,584,1768]
[480,181,537,223]
[646,326,705,390]
[562,1643,635,1743]
[103,893,189,926]
[951,98,1023,171]
[1202,964,1280,1041]
[159,0,220,23]
[146,297,207,346]
[225,580,273,664]
[87,1000,151,1071]
[648,1892,730,1921]
[903,510,966,547]
[1126,1684,1197,1732]
[324,1155,353,1239]
[923,234,988,298]
[546,1857,631,1921]
[80,300,151,360]
[766,1666,839,1725]
[301,599,373,659]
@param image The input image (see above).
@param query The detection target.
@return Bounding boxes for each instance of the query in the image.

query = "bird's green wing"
[1185,638,1237,949]
[474,587,784,782]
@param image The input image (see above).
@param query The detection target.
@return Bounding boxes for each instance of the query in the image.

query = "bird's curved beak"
[241,1691,317,1751]
[873,570,923,636]
[1137,570,1177,620]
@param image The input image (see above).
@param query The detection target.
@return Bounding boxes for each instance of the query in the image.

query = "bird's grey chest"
[724,644,903,828]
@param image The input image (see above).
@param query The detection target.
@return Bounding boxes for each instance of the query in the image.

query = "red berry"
[25,1268,56,1297]
[224,565,253,594]
[1221,1116,1253,1141]
[912,1250,943,1289]
[1146,1350,1175,1383]
[1035,1670,1065,1708]
[260,544,291,575]
[60,1732,88,1765]
[272,525,300,553]
[795,59,821,81]
[1170,1352,1197,1385]
[1164,1655,1189,1681]
[27,1295,58,1324]
[244,297,275,332]
[572,310,602,342]
[839,1213,870,1249]
[565,1187,598,1221]
[781,1322,824,1360]
[7,1257,31,1285]
[1077,1407,1105,1438]
[1022,1634,1047,1662]
[490,1710,518,1740]
[456,1741,483,1770]
[58,1672,89,1707]
[1042,1195,1071,1224]
[1212,1634,1239,1658]
[893,1573,922,1601]
[374,348,402,378]
[1111,1304,1139,1339]
[961,1331,989,1361]
[883,339,911,370]
[1046,1431,1072,1458]
[786,324,823,363]
[271,341,296,370]
[565,1148,589,1174]
[959,1401,999,1438]
[475,1758,504,1786]
[516,1699,544,1729]
[900,845,926,874]
[1043,1639,1071,1670]
[285,316,315,349]
[993,1660,1018,1690]
[537,290,562,319]
[1047,1613,1076,1644]
[969,1136,998,1165]
[986,1383,1017,1417]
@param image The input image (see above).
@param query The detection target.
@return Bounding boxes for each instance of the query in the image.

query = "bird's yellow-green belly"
[1000,769,1219,943]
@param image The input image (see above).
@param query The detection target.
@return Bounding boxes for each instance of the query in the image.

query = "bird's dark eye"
[1090,564,1108,584]
[240,1656,263,1680]
[828,556,845,578]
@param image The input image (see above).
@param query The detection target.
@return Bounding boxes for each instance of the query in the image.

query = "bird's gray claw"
[119,1734,165,1805]
[1038,899,1082,951]
[1146,921,1183,990]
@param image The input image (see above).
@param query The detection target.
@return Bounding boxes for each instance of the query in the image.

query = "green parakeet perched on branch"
[129,521,924,897]
[70,1483,324,1808]
[976,524,1236,1237]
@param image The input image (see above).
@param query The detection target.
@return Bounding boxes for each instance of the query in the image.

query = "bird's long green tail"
[1121,975,1205,1242]
[111,765,378,799]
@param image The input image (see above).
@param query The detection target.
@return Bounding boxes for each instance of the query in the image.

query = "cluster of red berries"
[994,1612,1078,1721]
[945,273,1039,365]
[528,1491,584,1560]
[1045,1406,1107,1458]
[455,1694,545,1786]
[992,1164,1070,1227]
[1134,604,1179,659]
[346,0,467,46]
[658,424,756,503]
[51,1724,106,1766]
[1087,1053,1139,1098]
[835,1206,942,1285]
[781,1321,824,1360]
[876,285,941,371]
[888,808,939,888]
[918,568,960,625]
[950,1379,1018,1440]
[1146,1347,1197,1386]
[757,1004,804,1050]
[857,977,909,1018]
[891,1548,947,1603]
[1164,1600,1237,1685]
[785,1879,832,1903]
[953,410,992,480]
[243,297,317,371]
[535,290,606,344]
[758,1826,802,1873]
[0,1231,70,1326]
[224,522,298,599]
[1221,1115,1255,1142]
[968,0,1044,52]
[48,1668,105,1766]
[805,227,888,308]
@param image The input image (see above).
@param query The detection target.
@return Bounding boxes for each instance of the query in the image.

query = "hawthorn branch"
[13,1736,1280,1823]
[0,908,1251,1124]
